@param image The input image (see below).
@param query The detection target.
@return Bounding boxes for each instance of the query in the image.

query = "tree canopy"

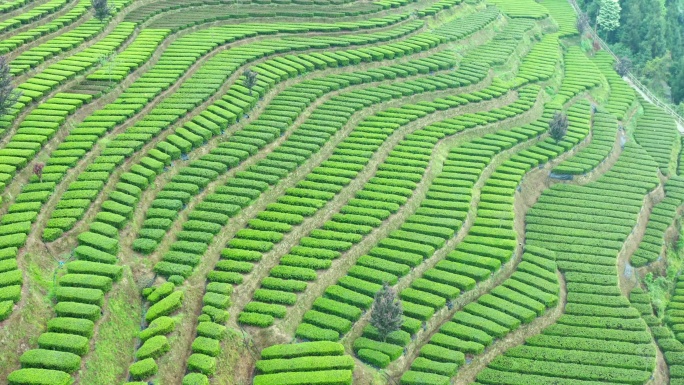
[578,0,684,106]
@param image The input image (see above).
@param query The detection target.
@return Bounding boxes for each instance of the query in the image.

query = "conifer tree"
[549,111,568,142]
[369,282,403,342]
[0,56,21,120]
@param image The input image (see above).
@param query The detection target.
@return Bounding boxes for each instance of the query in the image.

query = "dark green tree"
[0,56,21,120]
[243,68,258,95]
[91,0,112,21]
[549,111,568,142]
[369,282,403,342]
[672,57,684,104]
[615,56,632,76]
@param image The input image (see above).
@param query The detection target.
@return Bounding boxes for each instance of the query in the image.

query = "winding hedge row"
[402,248,558,384]
[552,111,619,175]
[398,101,597,379]
[592,51,637,119]
[0,0,89,56]
[550,46,603,106]
[475,140,660,384]
[486,0,548,19]
[6,14,431,384]
[0,30,170,262]
[252,342,353,385]
[511,33,560,88]
[0,0,72,35]
[0,21,136,170]
[133,21,438,254]
[538,0,578,37]
[239,81,539,330]
[9,0,134,76]
[121,285,184,383]
[124,0,382,26]
[43,15,418,240]
[634,98,680,176]
[631,177,684,267]
[230,66,494,324]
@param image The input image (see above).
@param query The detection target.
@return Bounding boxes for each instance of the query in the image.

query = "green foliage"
[136,335,170,360]
[548,111,568,142]
[128,358,158,380]
[8,368,73,385]
[597,0,621,33]
[145,290,183,322]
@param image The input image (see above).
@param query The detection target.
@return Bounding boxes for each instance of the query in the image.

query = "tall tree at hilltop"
[596,0,621,37]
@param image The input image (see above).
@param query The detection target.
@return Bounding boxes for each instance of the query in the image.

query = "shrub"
[192,336,220,357]
[353,337,403,360]
[313,298,362,321]
[419,344,465,364]
[303,310,352,334]
[203,292,230,309]
[8,368,73,385]
[132,238,157,254]
[74,245,116,264]
[253,289,297,305]
[154,261,192,278]
[145,291,183,322]
[66,260,122,281]
[136,335,170,360]
[168,275,184,285]
[238,312,274,327]
[206,282,232,295]
[182,373,209,385]
[358,348,390,368]
[256,354,354,374]
[411,357,459,376]
[38,332,90,356]
[243,302,287,318]
[187,353,216,375]
[260,341,345,360]
[253,370,353,385]
[139,316,175,341]
[147,282,174,303]
[77,232,117,254]
[196,322,226,340]
[129,358,158,380]
[55,286,104,306]
[19,349,81,372]
[295,323,339,341]
[202,305,229,323]
[400,370,449,385]
[47,317,94,338]
[270,266,316,281]
[325,285,374,309]
[54,301,101,322]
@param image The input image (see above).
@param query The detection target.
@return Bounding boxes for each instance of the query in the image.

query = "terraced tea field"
[1,0,683,384]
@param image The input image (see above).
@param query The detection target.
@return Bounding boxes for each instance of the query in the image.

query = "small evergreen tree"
[91,0,112,21]
[596,0,621,36]
[549,111,568,142]
[577,12,590,34]
[33,162,44,182]
[615,56,632,76]
[369,282,403,342]
[243,69,258,95]
[0,55,21,120]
